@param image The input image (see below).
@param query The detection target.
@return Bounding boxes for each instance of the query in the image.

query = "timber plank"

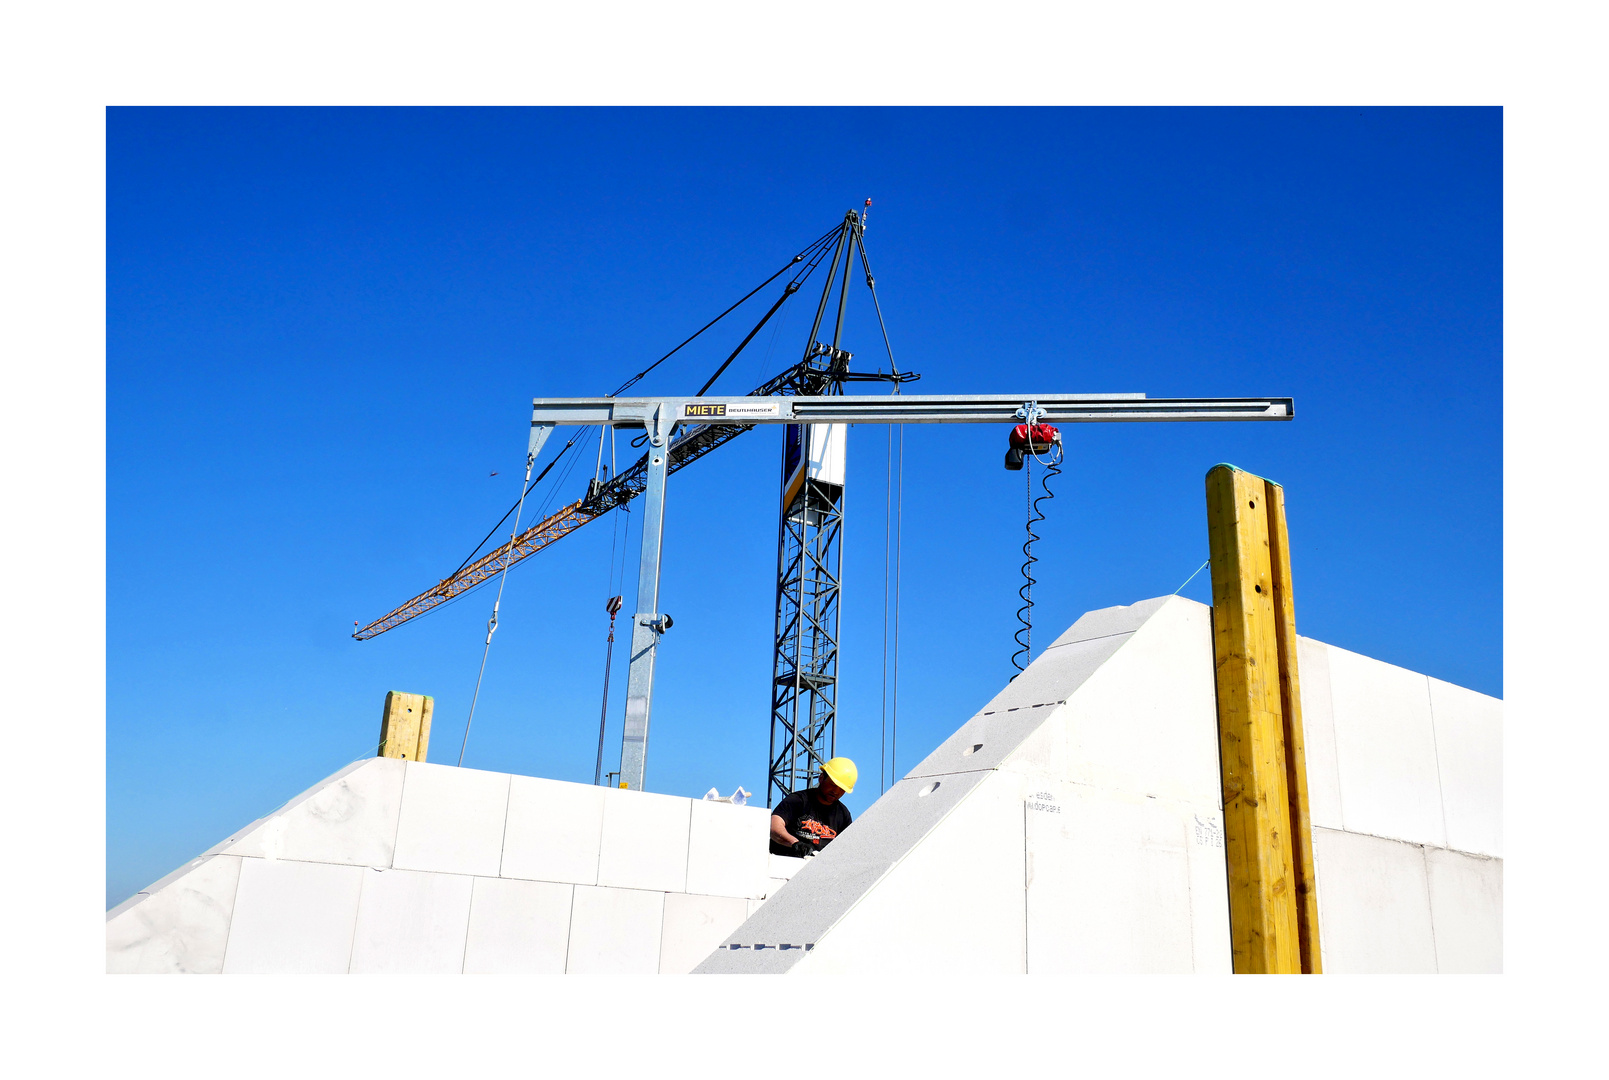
[1265,479,1322,973]
[1206,464,1302,973]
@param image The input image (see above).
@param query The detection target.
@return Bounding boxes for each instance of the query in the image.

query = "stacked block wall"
[697,596,1501,974]
[108,597,1500,975]
[106,761,790,973]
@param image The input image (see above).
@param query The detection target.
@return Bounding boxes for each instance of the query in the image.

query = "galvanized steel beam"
[527,393,1293,428]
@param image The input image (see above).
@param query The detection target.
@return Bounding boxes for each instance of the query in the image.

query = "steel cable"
[449,431,587,579]
[890,425,904,786]
[610,225,842,397]
[858,236,901,378]
[880,423,892,795]
[458,447,539,766]
[449,225,836,573]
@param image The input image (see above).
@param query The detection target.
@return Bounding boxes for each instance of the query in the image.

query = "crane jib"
[352,419,759,640]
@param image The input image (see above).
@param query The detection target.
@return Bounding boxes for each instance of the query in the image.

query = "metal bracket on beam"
[645,402,675,448]
[527,421,556,462]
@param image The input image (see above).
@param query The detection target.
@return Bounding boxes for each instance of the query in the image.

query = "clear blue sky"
[107,106,1500,908]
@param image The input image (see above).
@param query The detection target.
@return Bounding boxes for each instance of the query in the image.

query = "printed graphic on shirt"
[795,818,838,843]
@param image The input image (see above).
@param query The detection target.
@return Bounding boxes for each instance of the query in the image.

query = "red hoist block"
[1005,423,1060,470]
[1009,423,1061,451]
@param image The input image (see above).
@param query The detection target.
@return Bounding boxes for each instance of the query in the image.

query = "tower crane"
[354,207,913,803]
[353,208,1296,803]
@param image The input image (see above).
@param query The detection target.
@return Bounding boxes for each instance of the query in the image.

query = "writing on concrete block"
[1194,814,1224,848]
[1025,791,1061,814]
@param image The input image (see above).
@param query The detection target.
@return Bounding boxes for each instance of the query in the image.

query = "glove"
[791,839,816,857]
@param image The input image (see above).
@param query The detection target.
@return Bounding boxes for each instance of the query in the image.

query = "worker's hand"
[792,839,816,857]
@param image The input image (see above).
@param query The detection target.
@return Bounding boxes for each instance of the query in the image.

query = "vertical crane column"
[766,210,858,807]
[619,406,673,790]
[768,423,847,805]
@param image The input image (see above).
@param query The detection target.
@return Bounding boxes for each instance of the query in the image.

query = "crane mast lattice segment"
[769,423,847,805]
[767,207,866,807]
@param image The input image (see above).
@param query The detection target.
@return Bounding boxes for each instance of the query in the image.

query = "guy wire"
[459,447,538,766]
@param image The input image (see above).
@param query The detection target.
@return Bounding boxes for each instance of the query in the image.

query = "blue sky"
[107,106,1500,908]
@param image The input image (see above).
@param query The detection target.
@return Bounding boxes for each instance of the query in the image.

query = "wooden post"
[1205,464,1321,973]
[377,691,434,762]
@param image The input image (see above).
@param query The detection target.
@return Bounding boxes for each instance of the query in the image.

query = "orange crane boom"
[352,353,845,641]
[353,211,916,644]
[353,496,596,640]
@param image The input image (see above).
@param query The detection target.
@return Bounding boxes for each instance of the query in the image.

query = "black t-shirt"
[770,788,853,856]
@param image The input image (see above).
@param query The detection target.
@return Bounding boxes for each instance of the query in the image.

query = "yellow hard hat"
[821,757,857,794]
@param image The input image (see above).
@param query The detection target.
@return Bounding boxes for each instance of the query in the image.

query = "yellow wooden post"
[1264,480,1322,972]
[377,691,434,762]
[415,693,433,762]
[1205,464,1321,973]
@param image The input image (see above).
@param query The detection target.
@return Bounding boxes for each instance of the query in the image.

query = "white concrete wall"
[108,597,1502,976]
[698,596,1502,975]
[1298,639,1503,972]
[785,596,1231,975]
[107,760,776,973]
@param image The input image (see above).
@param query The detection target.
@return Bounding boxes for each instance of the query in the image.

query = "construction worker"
[770,757,857,858]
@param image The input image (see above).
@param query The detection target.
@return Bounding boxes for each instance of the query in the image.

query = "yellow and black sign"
[681,401,780,420]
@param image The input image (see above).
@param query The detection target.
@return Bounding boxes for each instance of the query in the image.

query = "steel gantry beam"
[524,391,1293,792]
[527,393,1292,433]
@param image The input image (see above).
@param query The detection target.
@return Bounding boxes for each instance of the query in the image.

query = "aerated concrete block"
[1429,678,1503,858]
[659,893,751,975]
[700,597,1218,975]
[906,641,1130,781]
[595,787,691,893]
[501,775,606,885]
[1425,847,1502,973]
[106,855,243,974]
[697,769,994,973]
[462,877,574,974]
[767,854,805,880]
[1312,826,1437,973]
[1043,595,1174,649]
[1296,636,1345,831]
[1005,597,1221,807]
[222,858,366,973]
[218,757,406,869]
[797,770,1029,975]
[1327,645,1446,848]
[685,800,769,899]
[1185,807,1233,972]
[566,885,664,973]
[392,762,511,878]
[1025,782,1196,974]
[347,867,475,974]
